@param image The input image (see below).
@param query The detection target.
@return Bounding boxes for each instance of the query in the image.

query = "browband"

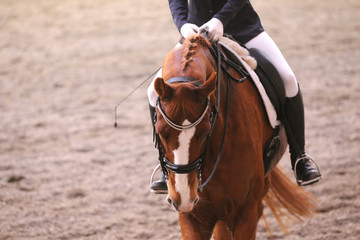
[166,76,202,87]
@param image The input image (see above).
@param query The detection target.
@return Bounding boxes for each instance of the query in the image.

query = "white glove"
[199,18,223,42]
[180,23,199,38]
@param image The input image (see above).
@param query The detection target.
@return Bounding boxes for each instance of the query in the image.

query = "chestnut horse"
[153,35,316,239]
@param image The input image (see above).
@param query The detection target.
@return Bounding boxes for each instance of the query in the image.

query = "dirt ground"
[0,0,359,239]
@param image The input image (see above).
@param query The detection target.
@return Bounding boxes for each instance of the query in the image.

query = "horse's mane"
[181,35,211,71]
[164,35,212,121]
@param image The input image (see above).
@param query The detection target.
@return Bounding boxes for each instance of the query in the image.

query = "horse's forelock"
[166,85,205,123]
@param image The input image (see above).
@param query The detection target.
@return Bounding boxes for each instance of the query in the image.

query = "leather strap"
[166,76,202,87]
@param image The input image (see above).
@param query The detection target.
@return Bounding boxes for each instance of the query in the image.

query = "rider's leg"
[283,87,321,185]
[244,32,298,98]
[148,69,168,193]
[245,32,321,185]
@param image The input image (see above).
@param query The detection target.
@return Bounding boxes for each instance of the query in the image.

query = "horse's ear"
[200,72,217,98]
[154,77,174,100]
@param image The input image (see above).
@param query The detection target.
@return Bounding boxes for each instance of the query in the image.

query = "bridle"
[155,76,217,177]
[156,95,211,131]
[155,41,248,191]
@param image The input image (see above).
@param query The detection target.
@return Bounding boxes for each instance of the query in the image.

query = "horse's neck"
[210,78,270,149]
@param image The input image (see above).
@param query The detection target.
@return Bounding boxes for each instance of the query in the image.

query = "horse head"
[154,35,217,212]
[154,73,216,212]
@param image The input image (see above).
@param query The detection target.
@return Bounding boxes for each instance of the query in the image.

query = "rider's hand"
[199,18,223,42]
[180,23,199,38]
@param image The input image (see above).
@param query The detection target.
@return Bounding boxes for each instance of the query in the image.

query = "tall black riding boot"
[284,87,321,186]
[149,104,168,194]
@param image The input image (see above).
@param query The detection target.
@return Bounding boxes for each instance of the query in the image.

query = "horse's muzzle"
[167,196,200,212]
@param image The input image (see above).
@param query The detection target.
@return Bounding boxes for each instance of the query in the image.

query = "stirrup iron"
[294,154,321,186]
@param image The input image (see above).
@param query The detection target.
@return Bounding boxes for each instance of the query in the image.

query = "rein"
[156,41,248,192]
[198,43,230,191]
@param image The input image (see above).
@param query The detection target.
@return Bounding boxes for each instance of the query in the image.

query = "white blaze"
[173,120,195,209]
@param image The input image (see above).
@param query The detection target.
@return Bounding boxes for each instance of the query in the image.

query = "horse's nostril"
[167,197,179,211]
[172,201,179,211]
[194,197,200,205]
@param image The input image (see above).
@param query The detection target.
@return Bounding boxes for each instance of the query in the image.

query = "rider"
[148,0,321,192]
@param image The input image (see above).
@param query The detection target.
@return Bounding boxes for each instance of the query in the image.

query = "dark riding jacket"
[168,0,264,44]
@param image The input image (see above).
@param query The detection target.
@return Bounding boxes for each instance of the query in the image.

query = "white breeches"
[148,32,299,106]
[244,32,299,97]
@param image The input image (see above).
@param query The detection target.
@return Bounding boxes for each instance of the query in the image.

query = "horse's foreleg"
[179,212,215,240]
[213,221,232,240]
[232,206,259,240]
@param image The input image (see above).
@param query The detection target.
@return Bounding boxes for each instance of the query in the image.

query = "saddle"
[248,48,286,116]
[218,41,285,128]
